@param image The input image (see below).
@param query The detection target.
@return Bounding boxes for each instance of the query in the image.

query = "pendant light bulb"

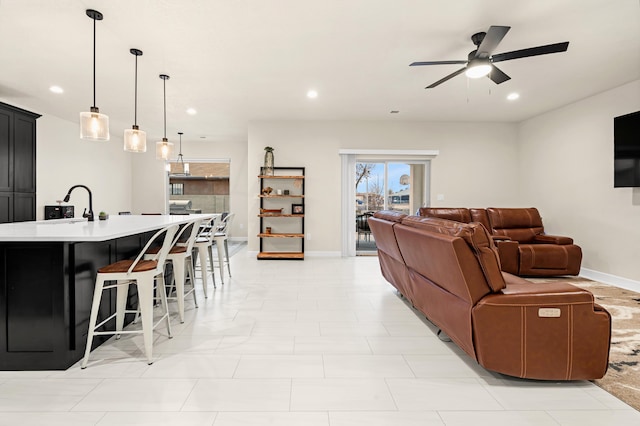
[80,9,109,141]
[124,48,147,152]
[155,74,173,160]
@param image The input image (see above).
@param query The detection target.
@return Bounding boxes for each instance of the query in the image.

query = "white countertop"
[0,214,216,242]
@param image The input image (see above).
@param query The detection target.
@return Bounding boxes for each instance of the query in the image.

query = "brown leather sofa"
[417,207,582,276]
[369,211,610,380]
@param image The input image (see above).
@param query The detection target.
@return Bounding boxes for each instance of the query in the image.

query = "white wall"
[518,80,640,282]
[131,138,249,239]
[248,121,520,252]
[36,114,132,219]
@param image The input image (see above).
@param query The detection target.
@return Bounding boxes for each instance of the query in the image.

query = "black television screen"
[614,111,640,187]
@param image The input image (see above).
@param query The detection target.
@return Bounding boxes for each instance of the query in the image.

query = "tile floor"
[0,247,639,425]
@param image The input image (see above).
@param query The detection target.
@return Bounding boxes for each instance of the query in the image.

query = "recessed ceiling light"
[307,89,318,99]
[507,92,520,101]
[186,108,197,115]
[49,85,64,94]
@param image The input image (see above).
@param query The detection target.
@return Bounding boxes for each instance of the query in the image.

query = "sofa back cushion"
[373,210,407,223]
[486,207,544,243]
[370,211,407,263]
[469,208,491,230]
[417,207,471,223]
[400,216,506,293]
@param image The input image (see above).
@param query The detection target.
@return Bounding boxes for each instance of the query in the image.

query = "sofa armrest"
[495,240,519,275]
[473,282,611,380]
[533,234,573,245]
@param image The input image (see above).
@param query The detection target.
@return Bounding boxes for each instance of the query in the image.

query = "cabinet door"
[13,192,35,222]
[13,113,36,193]
[0,192,12,223]
[0,109,12,192]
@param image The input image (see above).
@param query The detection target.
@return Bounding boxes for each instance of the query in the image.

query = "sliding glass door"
[355,160,427,253]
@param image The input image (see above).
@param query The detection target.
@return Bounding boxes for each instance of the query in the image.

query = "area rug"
[533,277,640,411]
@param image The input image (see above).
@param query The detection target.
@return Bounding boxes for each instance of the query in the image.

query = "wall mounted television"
[614,110,640,187]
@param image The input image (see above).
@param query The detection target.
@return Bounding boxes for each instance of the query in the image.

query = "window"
[170,183,184,195]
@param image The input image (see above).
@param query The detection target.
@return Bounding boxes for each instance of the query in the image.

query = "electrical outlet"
[306,233,311,240]
[239,223,244,229]
[436,194,445,201]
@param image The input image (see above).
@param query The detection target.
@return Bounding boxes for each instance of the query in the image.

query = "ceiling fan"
[410,25,569,89]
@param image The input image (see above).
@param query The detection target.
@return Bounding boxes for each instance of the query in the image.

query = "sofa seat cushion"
[401,216,505,292]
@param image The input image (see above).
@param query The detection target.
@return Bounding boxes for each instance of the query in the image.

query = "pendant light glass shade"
[80,9,109,141]
[124,126,147,153]
[155,74,173,160]
[156,138,174,160]
[124,48,147,152]
[80,108,109,141]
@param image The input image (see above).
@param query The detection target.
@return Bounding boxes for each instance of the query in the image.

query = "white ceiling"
[0,0,638,144]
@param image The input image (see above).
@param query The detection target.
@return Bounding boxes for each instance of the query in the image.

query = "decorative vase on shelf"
[263,146,274,175]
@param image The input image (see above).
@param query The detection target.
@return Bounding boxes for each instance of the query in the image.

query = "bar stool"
[213,213,234,284]
[192,217,217,297]
[81,224,179,368]
[146,218,203,323]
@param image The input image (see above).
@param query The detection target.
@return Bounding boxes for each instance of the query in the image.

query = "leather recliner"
[485,207,582,276]
[417,207,582,277]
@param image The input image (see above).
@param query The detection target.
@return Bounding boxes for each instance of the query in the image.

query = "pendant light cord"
[92,17,96,109]
[134,54,138,126]
[163,78,167,139]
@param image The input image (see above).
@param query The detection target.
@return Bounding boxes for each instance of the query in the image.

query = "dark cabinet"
[0,233,149,370]
[0,107,12,192]
[0,193,11,223]
[0,102,40,223]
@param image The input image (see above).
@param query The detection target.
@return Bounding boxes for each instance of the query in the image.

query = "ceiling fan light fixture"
[465,59,492,79]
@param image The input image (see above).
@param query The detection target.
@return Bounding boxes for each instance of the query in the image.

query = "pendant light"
[155,74,174,160]
[79,9,109,141]
[124,48,146,152]
[175,132,190,175]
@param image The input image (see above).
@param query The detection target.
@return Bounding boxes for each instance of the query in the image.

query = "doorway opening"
[167,160,230,215]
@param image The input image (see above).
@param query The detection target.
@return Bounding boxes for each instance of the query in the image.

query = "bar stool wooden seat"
[81,224,179,368]
[146,218,203,323]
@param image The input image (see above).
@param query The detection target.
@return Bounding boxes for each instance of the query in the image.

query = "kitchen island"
[0,214,212,370]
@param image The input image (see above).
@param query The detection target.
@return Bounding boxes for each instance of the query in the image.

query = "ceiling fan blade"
[410,60,467,66]
[491,41,569,62]
[425,67,467,89]
[475,25,510,58]
[488,65,510,84]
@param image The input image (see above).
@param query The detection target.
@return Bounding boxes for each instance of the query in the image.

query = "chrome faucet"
[63,185,94,221]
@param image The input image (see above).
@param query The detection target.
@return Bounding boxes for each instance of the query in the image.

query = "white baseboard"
[580,268,640,293]
[246,250,341,258]
[305,251,342,257]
